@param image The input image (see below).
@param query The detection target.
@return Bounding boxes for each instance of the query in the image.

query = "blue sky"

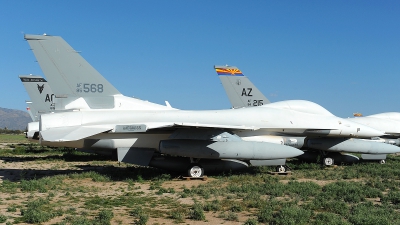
[1,1,399,118]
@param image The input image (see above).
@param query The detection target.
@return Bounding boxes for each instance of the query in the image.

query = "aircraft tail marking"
[214,65,270,108]
[215,66,244,76]
[24,34,121,98]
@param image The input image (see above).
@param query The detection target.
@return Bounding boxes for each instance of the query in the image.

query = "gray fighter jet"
[22,34,387,177]
[19,75,55,140]
[215,65,400,165]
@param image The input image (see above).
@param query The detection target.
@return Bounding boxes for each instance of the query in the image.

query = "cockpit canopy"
[263,100,334,116]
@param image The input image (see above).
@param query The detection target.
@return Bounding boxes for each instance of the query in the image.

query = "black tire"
[187,164,204,178]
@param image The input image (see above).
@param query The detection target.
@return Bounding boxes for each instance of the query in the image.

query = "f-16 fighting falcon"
[21,34,389,177]
[215,65,400,166]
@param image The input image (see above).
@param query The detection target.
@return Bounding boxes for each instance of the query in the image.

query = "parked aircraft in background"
[347,113,400,141]
[215,65,400,165]
[19,75,55,140]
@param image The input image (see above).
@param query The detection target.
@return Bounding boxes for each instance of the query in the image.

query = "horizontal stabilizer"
[40,125,113,142]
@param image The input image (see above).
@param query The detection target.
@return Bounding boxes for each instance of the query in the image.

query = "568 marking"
[82,84,103,93]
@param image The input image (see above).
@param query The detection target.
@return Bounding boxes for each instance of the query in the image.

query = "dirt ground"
[0,154,255,225]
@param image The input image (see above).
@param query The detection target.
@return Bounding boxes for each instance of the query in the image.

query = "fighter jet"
[346,112,400,163]
[22,34,385,177]
[347,113,400,139]
[19,75,55,140]
[215,65,400,165]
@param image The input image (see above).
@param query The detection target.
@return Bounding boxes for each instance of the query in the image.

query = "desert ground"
[0,135,400,225]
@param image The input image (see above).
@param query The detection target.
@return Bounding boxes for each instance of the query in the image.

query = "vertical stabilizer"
[19,75,55,121]
[215,65,270,108]
[24,34,121,100]
[24,34,176,111]
[26,102,36,122]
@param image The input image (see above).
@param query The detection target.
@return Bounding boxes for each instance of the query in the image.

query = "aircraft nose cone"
[377,143,400,154]
[286,147,304,158]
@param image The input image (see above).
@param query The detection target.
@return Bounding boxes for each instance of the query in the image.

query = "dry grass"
[1,137,400,224]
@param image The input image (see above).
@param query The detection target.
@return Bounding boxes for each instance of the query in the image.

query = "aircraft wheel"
[276,165,286,173]
[187,164,204,178]
[323,157,334,166]
[379,159,386,164]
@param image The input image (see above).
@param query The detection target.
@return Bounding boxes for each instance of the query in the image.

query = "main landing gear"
[323,157,334,166]
[186,158,205,178]
[187,163,204,178]
[275,165,287,173]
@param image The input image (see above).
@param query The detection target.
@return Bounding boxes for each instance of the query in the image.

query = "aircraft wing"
[172,122,259,130]
[40,125,113,142]
[114,122,260,132]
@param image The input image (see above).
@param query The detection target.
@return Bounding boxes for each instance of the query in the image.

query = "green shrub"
[286,181,321,200]
[382,190,400,205]
[20,176,61,193]
[0,180,19,193]
[130,206,149,225]
[226,211,238,221]
[243,217,258,225]
[312,212,351,225]
[203,199,221,211]
[63,215,92,225]
[7,204,17,212]
[68,171,110,182]
[168,207,187,223]
[21,198,62,223]
[257,205,273,223]
[189,203,205,221]
[348,202,399,225]
[322,181,381,203]
[135,214,149,225]
[0,214,7,223]
[273,206,313,225]
[94,209,114,225]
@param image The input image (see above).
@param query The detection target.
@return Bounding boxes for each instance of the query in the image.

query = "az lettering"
[241,88,253,96]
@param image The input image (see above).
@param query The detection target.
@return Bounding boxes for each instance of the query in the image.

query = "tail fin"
[24,34,121,109]
[26,102,36,121]
[214,65,270,108]
[19,75,55,121]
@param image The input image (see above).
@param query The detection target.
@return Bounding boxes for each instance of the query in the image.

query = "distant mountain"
[0,107,32,130]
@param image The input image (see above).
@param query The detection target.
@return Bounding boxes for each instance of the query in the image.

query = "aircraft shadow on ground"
[0,153,181,182]
[0,154,111,163]
[0,165,176,182]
